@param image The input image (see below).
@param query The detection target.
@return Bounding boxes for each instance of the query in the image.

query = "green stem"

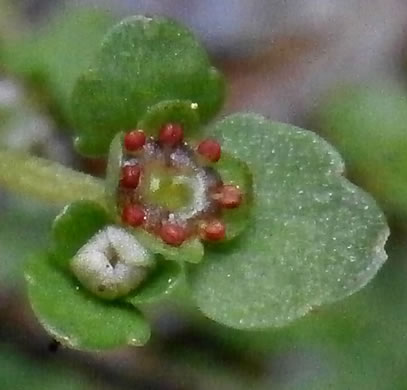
[0,149,105,206]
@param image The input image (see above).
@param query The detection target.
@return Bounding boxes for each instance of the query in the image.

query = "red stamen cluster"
[118,124,244,247]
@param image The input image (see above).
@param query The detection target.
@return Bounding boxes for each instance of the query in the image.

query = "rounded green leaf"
[72,71,117,154]
[71,15,225,156]
[137,100,200,138]
[213,152,253,241]
[25,253,150,350]
[312,83,407,222]
[51,201,110,268]
[188,114,389,329]
[126,259,183,305]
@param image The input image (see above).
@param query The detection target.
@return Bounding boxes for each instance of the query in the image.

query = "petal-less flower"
[24,14,388,351]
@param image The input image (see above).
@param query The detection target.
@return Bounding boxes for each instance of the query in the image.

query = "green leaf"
[212,152,253,241]
[25,253,150,350]
[188,114,389,329]
[312,83,407,222]
[51,201,110,268]
[71,15,225,156]
[137,100,200,138]
[1,6,115,122]
[126,259,183,305]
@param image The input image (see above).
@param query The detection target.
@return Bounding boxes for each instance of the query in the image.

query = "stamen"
[124,129,146,151]
[197,138,221,162]
[216,185,242,209]
[200,219,226,241]
[159,123,184,146]
[122,204,145,227]
[159,223,187,246]
[120,164,142,188]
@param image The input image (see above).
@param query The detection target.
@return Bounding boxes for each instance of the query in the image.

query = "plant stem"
[0,149,105,206]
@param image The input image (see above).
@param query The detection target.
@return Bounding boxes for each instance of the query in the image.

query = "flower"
[25,15,388,350]
[48,101,253,303]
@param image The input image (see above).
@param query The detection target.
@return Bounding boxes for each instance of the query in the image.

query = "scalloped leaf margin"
[71,15,225,156]
[188,114,389,329]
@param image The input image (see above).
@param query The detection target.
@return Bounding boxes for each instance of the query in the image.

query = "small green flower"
[25,15,389,350]
[104,100,253,264]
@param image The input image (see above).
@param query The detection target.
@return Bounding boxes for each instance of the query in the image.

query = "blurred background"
[1,0,407,388]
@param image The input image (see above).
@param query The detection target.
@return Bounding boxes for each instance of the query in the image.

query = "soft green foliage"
[188,114,388,328]
[1,6,115,120]
[25,253,151,350]
[313,83,407,222]
[205,240,407,390]
[126,259,183,305]
[71,15,225,156]
[51,201,110,268]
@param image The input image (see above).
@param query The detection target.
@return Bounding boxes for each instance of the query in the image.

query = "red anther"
[200,219,226,242]
[120,165,142,188]
[218,185,242,209]
[197,138,221,162]
[121,204,145,227]
[158,123,184,146]
[160,223,187,246]
[124,130,146,151]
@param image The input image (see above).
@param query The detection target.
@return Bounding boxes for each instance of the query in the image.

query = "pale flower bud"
[71,226,154,300]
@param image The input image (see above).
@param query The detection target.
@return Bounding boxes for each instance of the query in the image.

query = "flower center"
[118,124,243,246]
[140,162,193,211]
